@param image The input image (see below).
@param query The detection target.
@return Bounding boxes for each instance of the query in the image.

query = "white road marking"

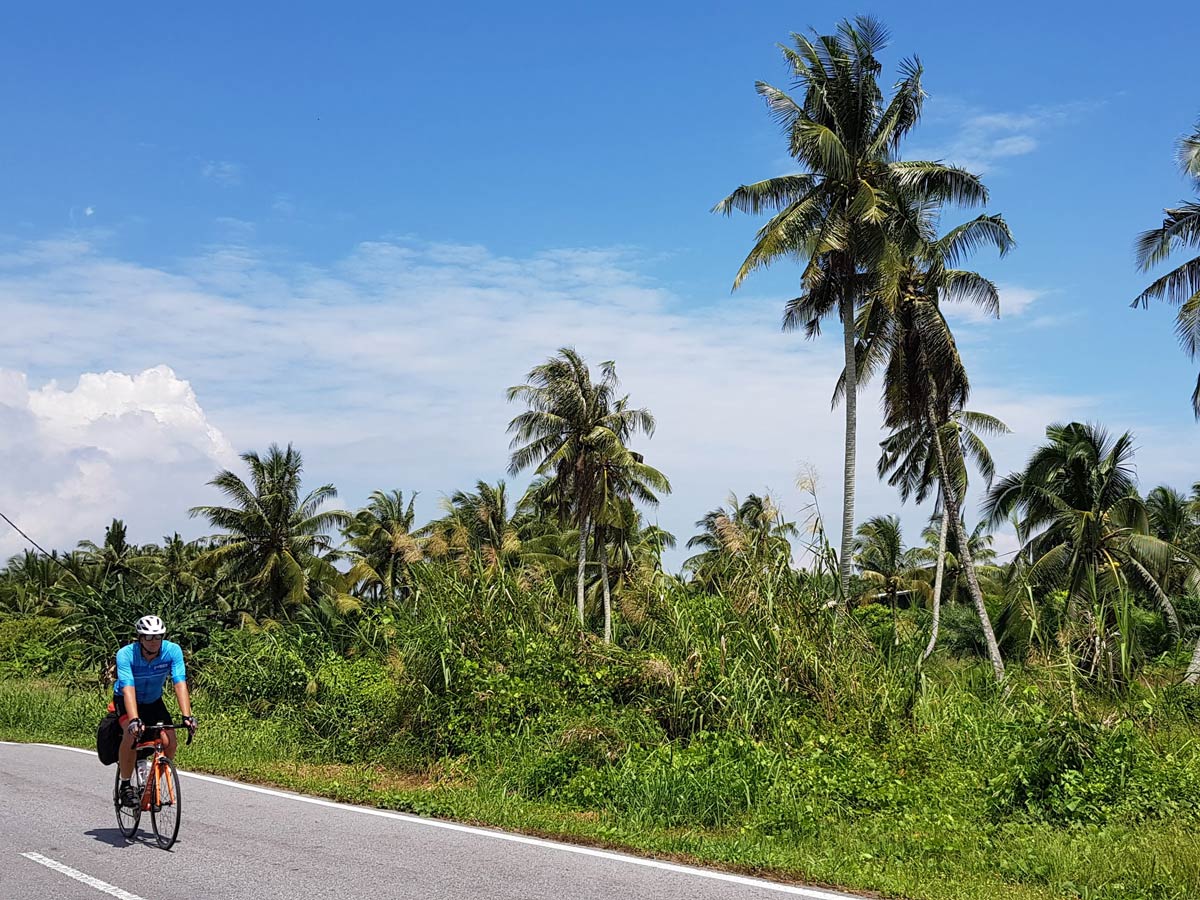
[3,741,859,900]
[20,852,147,900]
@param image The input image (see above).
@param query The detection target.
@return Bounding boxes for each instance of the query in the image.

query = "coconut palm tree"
[600,501,677,610]
[138,533,204,595]
[1145,486,1200,595]
[77,519,143,583]
[589,448,670,642]
[343,490,421,602]
[422,481,524,579]
[714,16,988,607]
[879,409,1009,660]
[853,514,929,645]
[855,211,1014,679]
[189,444,349,619]
[1133,120,1200,416]
[507,348,656,629]
[1145,484,1200,684]
[685,493,798,605]
[983,424,1187,671]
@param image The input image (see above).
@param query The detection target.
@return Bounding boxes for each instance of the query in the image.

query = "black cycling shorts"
[113,695,173,730]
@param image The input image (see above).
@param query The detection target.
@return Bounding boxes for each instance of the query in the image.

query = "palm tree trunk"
[599,531,612,644]
[838,296,858,612]
[1186,634,1200,686]
[923,505,950,662]
[927,400,1005,682]
[576,515,590,628]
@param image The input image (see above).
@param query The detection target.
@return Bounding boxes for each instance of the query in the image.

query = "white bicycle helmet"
[135,615,167,637]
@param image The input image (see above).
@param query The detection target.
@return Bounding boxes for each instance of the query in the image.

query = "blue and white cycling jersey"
[113,640,187,702]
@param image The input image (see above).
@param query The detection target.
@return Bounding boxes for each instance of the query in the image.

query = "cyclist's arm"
[169,644,195,729]
[173,680,194,723]
[114,647,139,724]
[121,684,140,725]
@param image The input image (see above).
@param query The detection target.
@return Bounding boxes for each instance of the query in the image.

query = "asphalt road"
[0,742,865,900]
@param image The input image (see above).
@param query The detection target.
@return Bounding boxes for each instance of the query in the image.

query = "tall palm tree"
[189,444,349,619]
[507,348,656,628]
[853,514,929,645]
[714,16,988,607]
[879,409,1009,660]
[344,490,421,602]
[983,423,1186,670]
[1133,119,1200,416]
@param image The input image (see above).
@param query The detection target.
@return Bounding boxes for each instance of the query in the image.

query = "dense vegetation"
[3,15,1199,900]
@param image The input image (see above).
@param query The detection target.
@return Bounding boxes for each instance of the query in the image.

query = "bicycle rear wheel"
[113,770,140,839]
[149,757,181,850]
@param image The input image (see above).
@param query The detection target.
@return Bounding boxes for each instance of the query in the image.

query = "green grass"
[3,678,1198,900]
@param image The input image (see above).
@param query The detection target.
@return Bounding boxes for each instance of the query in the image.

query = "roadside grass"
[3,678,1197,900]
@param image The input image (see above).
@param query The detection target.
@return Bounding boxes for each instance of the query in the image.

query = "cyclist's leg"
[114,695,137,781]
[143,698,176,759]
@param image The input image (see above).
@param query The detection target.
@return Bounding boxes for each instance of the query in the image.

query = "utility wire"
[0,509,78,577]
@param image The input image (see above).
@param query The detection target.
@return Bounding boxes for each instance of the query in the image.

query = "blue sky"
[1,1,1197,566]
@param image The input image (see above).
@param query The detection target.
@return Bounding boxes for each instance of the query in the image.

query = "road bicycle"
[113,722,193,850]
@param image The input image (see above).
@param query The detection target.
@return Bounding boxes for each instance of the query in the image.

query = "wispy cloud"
[0,234,1185,566]
[943,283,1048,325]
[917,100,1101,174]
[200,160,242,186]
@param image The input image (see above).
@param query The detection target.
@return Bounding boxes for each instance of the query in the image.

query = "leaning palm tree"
[189,444,349,619]
[714,16,988,607]
[858,210,1014,679]
[507,348,656,628]
[984,423,1189,678]
[1133,119,1200,416]
[879,408,1009,660]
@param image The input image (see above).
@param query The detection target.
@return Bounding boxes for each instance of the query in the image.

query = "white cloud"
[0,235,1190,569]
[200,160,242,186]
[943,283,1046,326]
[918,100,1100,174]
[0,366,235,559]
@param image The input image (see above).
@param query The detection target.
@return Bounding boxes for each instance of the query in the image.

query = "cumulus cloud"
[0,366,235,559]
[0,234,1186,569]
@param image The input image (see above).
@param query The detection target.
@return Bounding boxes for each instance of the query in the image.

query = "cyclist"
[113,615,196,808]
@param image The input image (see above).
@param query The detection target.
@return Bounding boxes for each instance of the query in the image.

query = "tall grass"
[3,570,1200,899]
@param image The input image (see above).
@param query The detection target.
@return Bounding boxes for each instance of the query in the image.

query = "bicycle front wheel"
[113,770,140,839]
[149,757,181,850]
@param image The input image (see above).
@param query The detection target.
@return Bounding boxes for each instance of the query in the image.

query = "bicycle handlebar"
[138,722,194,746]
